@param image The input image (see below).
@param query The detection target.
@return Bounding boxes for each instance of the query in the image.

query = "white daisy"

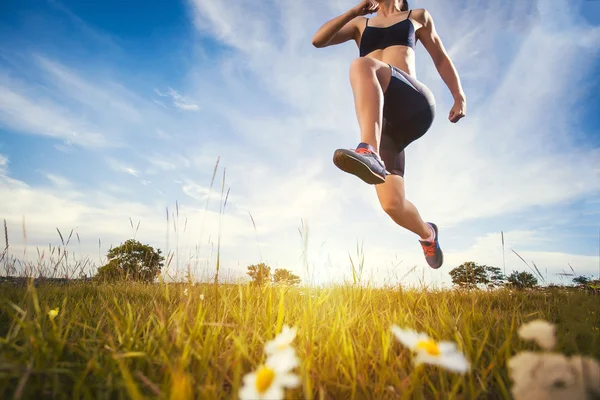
[265,325,297,356]
[391,325,470,373]
[239,347,301,400]
[266,347,300,372]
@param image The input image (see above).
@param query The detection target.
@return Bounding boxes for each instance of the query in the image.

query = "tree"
[95,239,164,283]
[246,263,271,286]
[572,275,591,287]
[572,276,600,295]
[94,262,123,282]
[485,266,506,288]
[449,262,489,289]
[272,269,301,286]
[507,270,538,289]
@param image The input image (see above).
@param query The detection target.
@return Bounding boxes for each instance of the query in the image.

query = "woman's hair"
[400,0,409,12]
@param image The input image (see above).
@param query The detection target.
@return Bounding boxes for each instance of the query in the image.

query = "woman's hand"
[449,96,466,123]
[351,0,380,17]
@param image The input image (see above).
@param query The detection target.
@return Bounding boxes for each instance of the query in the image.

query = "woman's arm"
[312,0,379,48]
[417,9,466,123]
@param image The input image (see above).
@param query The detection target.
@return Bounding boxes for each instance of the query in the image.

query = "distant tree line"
[246,263,301,286]
[448,261,599,293]
[448,261,541,289]
[89,238,597,294]
[92,239,301,286]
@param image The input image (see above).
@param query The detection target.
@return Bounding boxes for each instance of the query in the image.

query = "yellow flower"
[518,319,556,351]
[48,307,59,321]
[170,368,193,400]
[265,325,297,356]
[239,347,300,400]
[391,325,470,373]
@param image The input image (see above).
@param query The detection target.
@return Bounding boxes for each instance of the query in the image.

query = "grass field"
[1,281,599,399]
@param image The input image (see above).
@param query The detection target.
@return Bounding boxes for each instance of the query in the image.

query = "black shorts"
[380,65,436,177]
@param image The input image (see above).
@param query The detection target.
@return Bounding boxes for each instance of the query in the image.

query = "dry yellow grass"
[1,281,599,399]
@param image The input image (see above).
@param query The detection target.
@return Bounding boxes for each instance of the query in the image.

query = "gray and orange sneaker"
[333,142,387,185]
[419,222,443,269]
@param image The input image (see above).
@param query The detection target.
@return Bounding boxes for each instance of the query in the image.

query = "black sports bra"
[359,10,415,57]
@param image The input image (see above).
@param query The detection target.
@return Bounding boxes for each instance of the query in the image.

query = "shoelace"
[422,241,437,257]
[355,148,383,162]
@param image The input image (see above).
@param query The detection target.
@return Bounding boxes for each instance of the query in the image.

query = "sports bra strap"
[406,10,412,19]
[365,18,369,27]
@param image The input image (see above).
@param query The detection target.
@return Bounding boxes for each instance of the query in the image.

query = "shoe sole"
[333,149,386,185]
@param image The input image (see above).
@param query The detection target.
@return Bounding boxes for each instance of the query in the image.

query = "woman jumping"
[312,0,466,269]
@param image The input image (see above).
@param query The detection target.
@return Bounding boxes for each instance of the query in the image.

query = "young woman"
[312,0,466,269]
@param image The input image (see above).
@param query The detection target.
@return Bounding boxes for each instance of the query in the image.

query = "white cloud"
[35,56,145,123]
[0,54,204,150]
[0,154,7,175]
[145,155,178,173]
[0,80,109,147]
[45,173,71,189]
[106,157,141,177]
[155,88,200,112]
[54,140,76,154]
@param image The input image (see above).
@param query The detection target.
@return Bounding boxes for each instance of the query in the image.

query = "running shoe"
[333,143,387,185]
[419,222,443,269]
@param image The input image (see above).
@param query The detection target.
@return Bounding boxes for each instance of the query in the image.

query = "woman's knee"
[349,57,378,79]
[349,57,390,90]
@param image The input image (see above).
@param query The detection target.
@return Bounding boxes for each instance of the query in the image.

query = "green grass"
[1,282,599,399]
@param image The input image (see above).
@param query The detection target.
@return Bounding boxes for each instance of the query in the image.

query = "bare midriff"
[357,19,422,78]
[362,46,417,76]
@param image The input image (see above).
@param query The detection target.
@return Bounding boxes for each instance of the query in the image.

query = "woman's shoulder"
[408,8,435,26]
[355,15,369,25]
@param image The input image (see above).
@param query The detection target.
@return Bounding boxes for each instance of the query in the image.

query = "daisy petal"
[414,351,438,366]
[242,372,257,386]
[266,347,300,372]
[438,353,470,373]
[265,325,297,355]
[391,325,426,350]
[276,373,301,388]
[414,350,470,374]
[438,341,458,353]
[261,384,284,400]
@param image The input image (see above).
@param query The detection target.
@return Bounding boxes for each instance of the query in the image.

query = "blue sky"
[1,0,599,286]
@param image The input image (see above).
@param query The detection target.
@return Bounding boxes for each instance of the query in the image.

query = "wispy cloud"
[106,157,140,177]
[45,173,71,189]
[146,156,177,173]
[53,139,77,154]
[155,88,200,111]
[0,79,109,147]
[46,0,122,53]
[0,153,8,175]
